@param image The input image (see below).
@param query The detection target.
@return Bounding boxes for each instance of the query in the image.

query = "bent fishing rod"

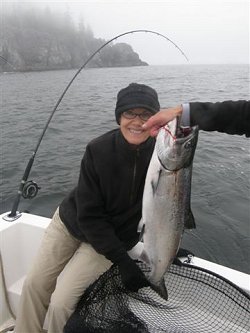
[5,29,189,221]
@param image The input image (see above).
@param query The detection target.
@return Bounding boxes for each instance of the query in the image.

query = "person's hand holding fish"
[142,105,183,136]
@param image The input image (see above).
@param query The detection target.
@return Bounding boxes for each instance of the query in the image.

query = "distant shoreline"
[0,63,150,74]
[1,63,248,74]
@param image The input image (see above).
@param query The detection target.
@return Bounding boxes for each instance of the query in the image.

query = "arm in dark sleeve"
[189,100,250,137]
[75,145,127,263]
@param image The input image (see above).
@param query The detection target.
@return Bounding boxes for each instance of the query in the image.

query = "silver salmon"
[138,118,199,299]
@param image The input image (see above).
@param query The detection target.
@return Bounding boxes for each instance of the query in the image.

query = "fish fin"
[127,242,144,260]
[139,249,151,265]
[139,249,151,266]
[184,209,196,229]
[137,218,143,233]
[151,169,162,194]
[139,224,145,242]
[137,219,145,242]
[150,280,168,300]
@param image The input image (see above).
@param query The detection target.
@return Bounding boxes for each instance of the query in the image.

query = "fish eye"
[184,139,194,149]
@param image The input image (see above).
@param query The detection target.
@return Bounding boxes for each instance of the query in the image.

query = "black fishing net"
[64,260,250,333]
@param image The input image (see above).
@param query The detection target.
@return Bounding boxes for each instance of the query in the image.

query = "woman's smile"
[120,108,152,145]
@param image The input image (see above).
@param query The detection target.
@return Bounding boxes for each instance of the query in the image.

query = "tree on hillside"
[0,6,147,71]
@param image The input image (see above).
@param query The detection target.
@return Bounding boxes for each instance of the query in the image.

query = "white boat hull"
[0,211,249,332]
[0,212,50,332]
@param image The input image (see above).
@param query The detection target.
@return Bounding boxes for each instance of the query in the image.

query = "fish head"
[156,117,199,171]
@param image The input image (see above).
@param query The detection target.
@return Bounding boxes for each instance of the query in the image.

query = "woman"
[14,83,160,333]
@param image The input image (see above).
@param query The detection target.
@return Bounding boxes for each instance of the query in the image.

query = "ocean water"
[0,64,249,273]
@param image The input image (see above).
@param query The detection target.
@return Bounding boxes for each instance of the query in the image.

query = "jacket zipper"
[130,148,139,205]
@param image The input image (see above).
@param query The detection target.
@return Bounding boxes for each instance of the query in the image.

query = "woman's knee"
[49,289,76,315]
[23,270,55,298]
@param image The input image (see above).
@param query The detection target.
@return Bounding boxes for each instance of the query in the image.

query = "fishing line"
[0,55,28,77]
[0,55,17,71]
[164,126,177,141]
[5,29,189,220]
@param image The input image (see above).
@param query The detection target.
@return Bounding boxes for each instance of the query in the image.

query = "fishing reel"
[22,180,40,199]
[2,180,40,222]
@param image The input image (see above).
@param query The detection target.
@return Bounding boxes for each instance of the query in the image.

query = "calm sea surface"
[0,64,249,273]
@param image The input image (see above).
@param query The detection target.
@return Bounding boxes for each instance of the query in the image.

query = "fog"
[2,0,249,65]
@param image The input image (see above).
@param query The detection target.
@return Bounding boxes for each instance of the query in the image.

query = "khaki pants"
[14,208,112,333]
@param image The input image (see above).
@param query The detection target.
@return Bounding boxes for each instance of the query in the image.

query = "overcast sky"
[3,0,249,65]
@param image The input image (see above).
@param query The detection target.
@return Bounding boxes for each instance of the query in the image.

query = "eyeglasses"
[122,110,153,121]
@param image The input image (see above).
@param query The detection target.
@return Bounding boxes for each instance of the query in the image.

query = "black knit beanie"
[115,83,160,124]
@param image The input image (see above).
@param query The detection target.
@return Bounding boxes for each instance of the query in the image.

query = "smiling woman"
[114,83,160,145]
[12,82,162,333]
[115,83,160,124]
[120,108,153,146]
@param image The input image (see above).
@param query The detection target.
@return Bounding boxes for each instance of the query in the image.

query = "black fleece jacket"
[190,100,250,137]
[59,130,155,263]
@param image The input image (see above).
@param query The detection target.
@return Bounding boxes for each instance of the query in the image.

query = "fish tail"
[150,279,168,300]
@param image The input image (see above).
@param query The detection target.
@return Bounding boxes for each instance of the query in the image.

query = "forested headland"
[0,5,148,72]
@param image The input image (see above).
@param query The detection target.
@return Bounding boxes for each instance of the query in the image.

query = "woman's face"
[120,108,152,145]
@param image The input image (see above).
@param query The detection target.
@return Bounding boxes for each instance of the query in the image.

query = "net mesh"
[64,261,250,333]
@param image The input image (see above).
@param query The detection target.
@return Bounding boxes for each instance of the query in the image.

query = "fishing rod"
[5,29,189,221]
